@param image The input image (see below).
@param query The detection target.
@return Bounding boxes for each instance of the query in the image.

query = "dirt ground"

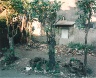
[0,44,96,78]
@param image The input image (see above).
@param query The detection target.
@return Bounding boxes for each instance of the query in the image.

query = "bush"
[87,44,95,51]
[29,57,61,74]
[68,42,85,50]
[29,57,48,71]
[2,48,18,65]
[68,42,95,51]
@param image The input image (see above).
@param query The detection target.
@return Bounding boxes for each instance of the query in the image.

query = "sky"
[27,0,76,10]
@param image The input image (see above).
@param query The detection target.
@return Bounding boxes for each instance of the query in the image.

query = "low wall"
[57,28,96,46]
[73,28,96,45]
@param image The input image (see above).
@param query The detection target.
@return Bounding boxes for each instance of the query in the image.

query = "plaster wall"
[57,28,96,46]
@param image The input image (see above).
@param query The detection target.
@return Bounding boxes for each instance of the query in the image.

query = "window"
[61,28,68,39]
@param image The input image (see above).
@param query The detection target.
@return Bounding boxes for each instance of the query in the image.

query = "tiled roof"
[55,20,75,26]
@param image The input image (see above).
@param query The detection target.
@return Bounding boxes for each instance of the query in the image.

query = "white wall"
[61,29,68,38]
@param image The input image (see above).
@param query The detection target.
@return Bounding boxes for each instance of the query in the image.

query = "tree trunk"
[84,25,89,76]
[49,43,55,70]
[9,37,15,57]
[84,31,88,75]
[48,35,56,70]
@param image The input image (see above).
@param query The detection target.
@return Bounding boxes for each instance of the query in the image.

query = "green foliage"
[68,42,95,51]
[44,25,51,32]
[30,0,62,24]
[30,1,62,71]
[29,57,61,73]
[68,42,85,50]
[76,0,96,28]
[10,0,24,13]
[86,68,93,74]
[0,19,7,29]
[87,44,95,50]
[76,1,96,75]
[76,0,95,13]
[54,62,60,73]
[70,58,80,62]
[4,51,14,65]
[30,57,47,71]
[2,48,18,65]
[1,0,24,14]
[2,47,7,53]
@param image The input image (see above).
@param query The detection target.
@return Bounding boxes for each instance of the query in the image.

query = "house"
[55,20,96,46]
[55,20,75,45]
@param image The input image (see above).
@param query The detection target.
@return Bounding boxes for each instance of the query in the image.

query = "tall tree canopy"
[76,0,96,75]
[30,0,62,25]
[30,0,62,70]
[76,0,96,28]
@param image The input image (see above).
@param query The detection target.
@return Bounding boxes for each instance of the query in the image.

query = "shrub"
[2,48,18,65]
[68,42,85,50]
[68,42,95,51]
[29,57,48,71]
